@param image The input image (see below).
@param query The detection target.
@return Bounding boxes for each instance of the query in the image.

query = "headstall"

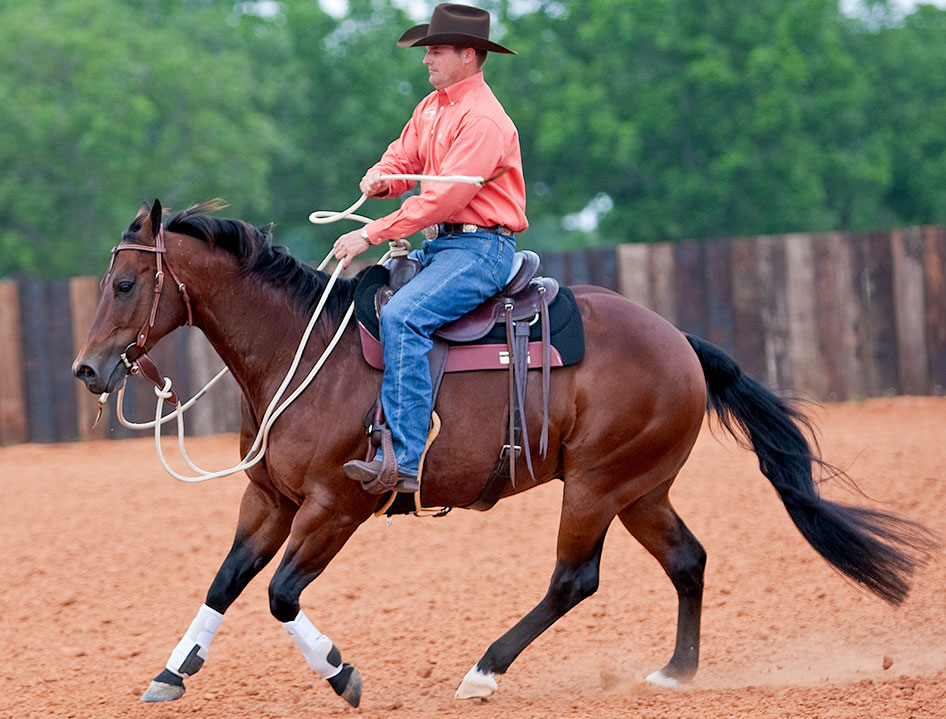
[103,224,194,404]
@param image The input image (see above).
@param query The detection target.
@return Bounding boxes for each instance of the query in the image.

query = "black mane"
[147,201,364,321]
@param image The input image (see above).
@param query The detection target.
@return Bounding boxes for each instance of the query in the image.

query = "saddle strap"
[512,317,535,482]
[462,423,521,511]
[506,305,516,489]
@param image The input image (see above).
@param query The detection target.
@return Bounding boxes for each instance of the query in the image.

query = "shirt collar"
[438,71,485,104]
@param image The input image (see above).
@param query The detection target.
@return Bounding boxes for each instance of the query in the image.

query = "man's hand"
[333,228,371,270]
[360,169,389,197]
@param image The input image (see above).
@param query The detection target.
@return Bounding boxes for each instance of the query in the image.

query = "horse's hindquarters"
[563,287,707,503]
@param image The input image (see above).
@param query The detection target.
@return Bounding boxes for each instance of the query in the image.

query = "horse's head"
[73,199,193,395]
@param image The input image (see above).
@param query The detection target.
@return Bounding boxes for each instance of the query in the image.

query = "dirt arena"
[2,396,945,719]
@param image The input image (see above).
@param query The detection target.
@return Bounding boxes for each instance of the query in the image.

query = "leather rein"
[103,224,193,405]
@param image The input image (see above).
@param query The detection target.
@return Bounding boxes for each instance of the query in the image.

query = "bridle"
[102,223,194,404]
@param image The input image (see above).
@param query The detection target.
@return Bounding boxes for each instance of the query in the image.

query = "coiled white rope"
[117,171,493,482]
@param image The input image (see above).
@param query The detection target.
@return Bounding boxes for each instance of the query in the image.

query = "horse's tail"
[685,333,937,605]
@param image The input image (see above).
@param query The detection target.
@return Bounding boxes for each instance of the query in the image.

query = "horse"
[73,199,934,707]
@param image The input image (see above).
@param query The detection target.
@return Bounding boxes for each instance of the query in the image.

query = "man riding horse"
[332,3,527,493]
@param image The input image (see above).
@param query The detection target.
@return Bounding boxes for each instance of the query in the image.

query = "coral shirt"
[362,72,528,243]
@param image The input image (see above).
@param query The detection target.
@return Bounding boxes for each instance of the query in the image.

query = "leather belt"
[424,222,514,240]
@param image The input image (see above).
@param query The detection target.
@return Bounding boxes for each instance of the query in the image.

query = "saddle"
[377,250,559,339]
[436,252,560,342]
[363,250,569,510]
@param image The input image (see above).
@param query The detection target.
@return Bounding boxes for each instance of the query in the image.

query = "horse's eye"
[115,279,135,295]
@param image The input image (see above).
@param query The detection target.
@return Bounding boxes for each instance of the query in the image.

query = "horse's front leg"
[269,495,367,708]
[142,481,295,702]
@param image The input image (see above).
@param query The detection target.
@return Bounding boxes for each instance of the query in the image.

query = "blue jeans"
[378,231,516,475]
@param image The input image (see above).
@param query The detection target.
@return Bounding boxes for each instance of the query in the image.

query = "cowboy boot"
[343,459,418,494]
[343,428,418,493]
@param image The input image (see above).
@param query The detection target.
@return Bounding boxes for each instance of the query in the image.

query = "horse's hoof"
[644,669,680,688]
[328,663,362,708]
[455,666,497,699]
[141,679,186,702]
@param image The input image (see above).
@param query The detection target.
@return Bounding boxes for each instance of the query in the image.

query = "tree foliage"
[0,0,944,277]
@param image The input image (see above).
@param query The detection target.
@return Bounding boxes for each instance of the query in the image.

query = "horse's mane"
[141,200,363,321]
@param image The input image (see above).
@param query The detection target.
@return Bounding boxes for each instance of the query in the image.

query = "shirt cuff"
[362,219,385,244]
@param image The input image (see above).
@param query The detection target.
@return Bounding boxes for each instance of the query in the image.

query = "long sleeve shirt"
[362,71,528,244]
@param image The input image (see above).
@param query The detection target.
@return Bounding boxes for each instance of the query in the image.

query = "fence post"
[0,281,28,445]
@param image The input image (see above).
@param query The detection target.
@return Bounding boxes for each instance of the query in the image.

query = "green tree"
[849,4,946,226]
[0,0,285,278]
[490,0,892,247]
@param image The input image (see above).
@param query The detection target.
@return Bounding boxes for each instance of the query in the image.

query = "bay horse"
[73,200,933,707]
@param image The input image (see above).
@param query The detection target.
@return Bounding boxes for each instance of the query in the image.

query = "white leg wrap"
[282,610,342,680]
[645,669,680,688]
[456,666,498,699]
[165,604,223,678]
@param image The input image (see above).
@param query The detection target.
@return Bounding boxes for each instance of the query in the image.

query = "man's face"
[423,45,473,90]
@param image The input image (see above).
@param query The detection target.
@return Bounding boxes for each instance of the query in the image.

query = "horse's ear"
[148,199,163,238]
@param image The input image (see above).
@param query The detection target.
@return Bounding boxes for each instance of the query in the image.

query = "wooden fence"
[1,226,944,445]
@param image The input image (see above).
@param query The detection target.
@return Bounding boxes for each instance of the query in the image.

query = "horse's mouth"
[73,353,131,395]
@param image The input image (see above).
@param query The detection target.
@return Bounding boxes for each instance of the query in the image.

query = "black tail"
[685,334,937,605]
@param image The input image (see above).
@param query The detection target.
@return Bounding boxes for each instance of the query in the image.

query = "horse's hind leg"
[617,484,706,687]
[141,482,295,702]
[455,492,612,699]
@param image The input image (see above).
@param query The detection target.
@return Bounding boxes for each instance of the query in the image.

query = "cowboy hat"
[397,3,515,55]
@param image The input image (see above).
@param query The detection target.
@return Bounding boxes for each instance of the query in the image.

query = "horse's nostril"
[75,364,95,381]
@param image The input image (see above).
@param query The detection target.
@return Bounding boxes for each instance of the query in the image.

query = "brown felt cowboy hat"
[397,3,516,55]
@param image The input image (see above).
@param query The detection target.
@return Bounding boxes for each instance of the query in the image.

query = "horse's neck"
[194,285,347,410]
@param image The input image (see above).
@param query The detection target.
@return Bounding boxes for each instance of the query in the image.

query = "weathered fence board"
[673,240,706,339]
[834,233,869,400]
[812,233,844,400]
[649,242,678,326]
[785,234,823,400]
[20,282,78,443]
[616,243,649,306]
[891,228,928,395]
[863,232,900,396]
[0,281,27,445]
[729,238,767,383]
[586,247,619,291]
[923,227,946,393]
[704,239,733,352]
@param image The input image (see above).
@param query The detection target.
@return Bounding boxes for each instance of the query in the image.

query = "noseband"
[103,224,194,403]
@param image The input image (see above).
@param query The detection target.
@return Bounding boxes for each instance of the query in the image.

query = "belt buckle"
[461,223,478,234]
[423,224,439,240]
